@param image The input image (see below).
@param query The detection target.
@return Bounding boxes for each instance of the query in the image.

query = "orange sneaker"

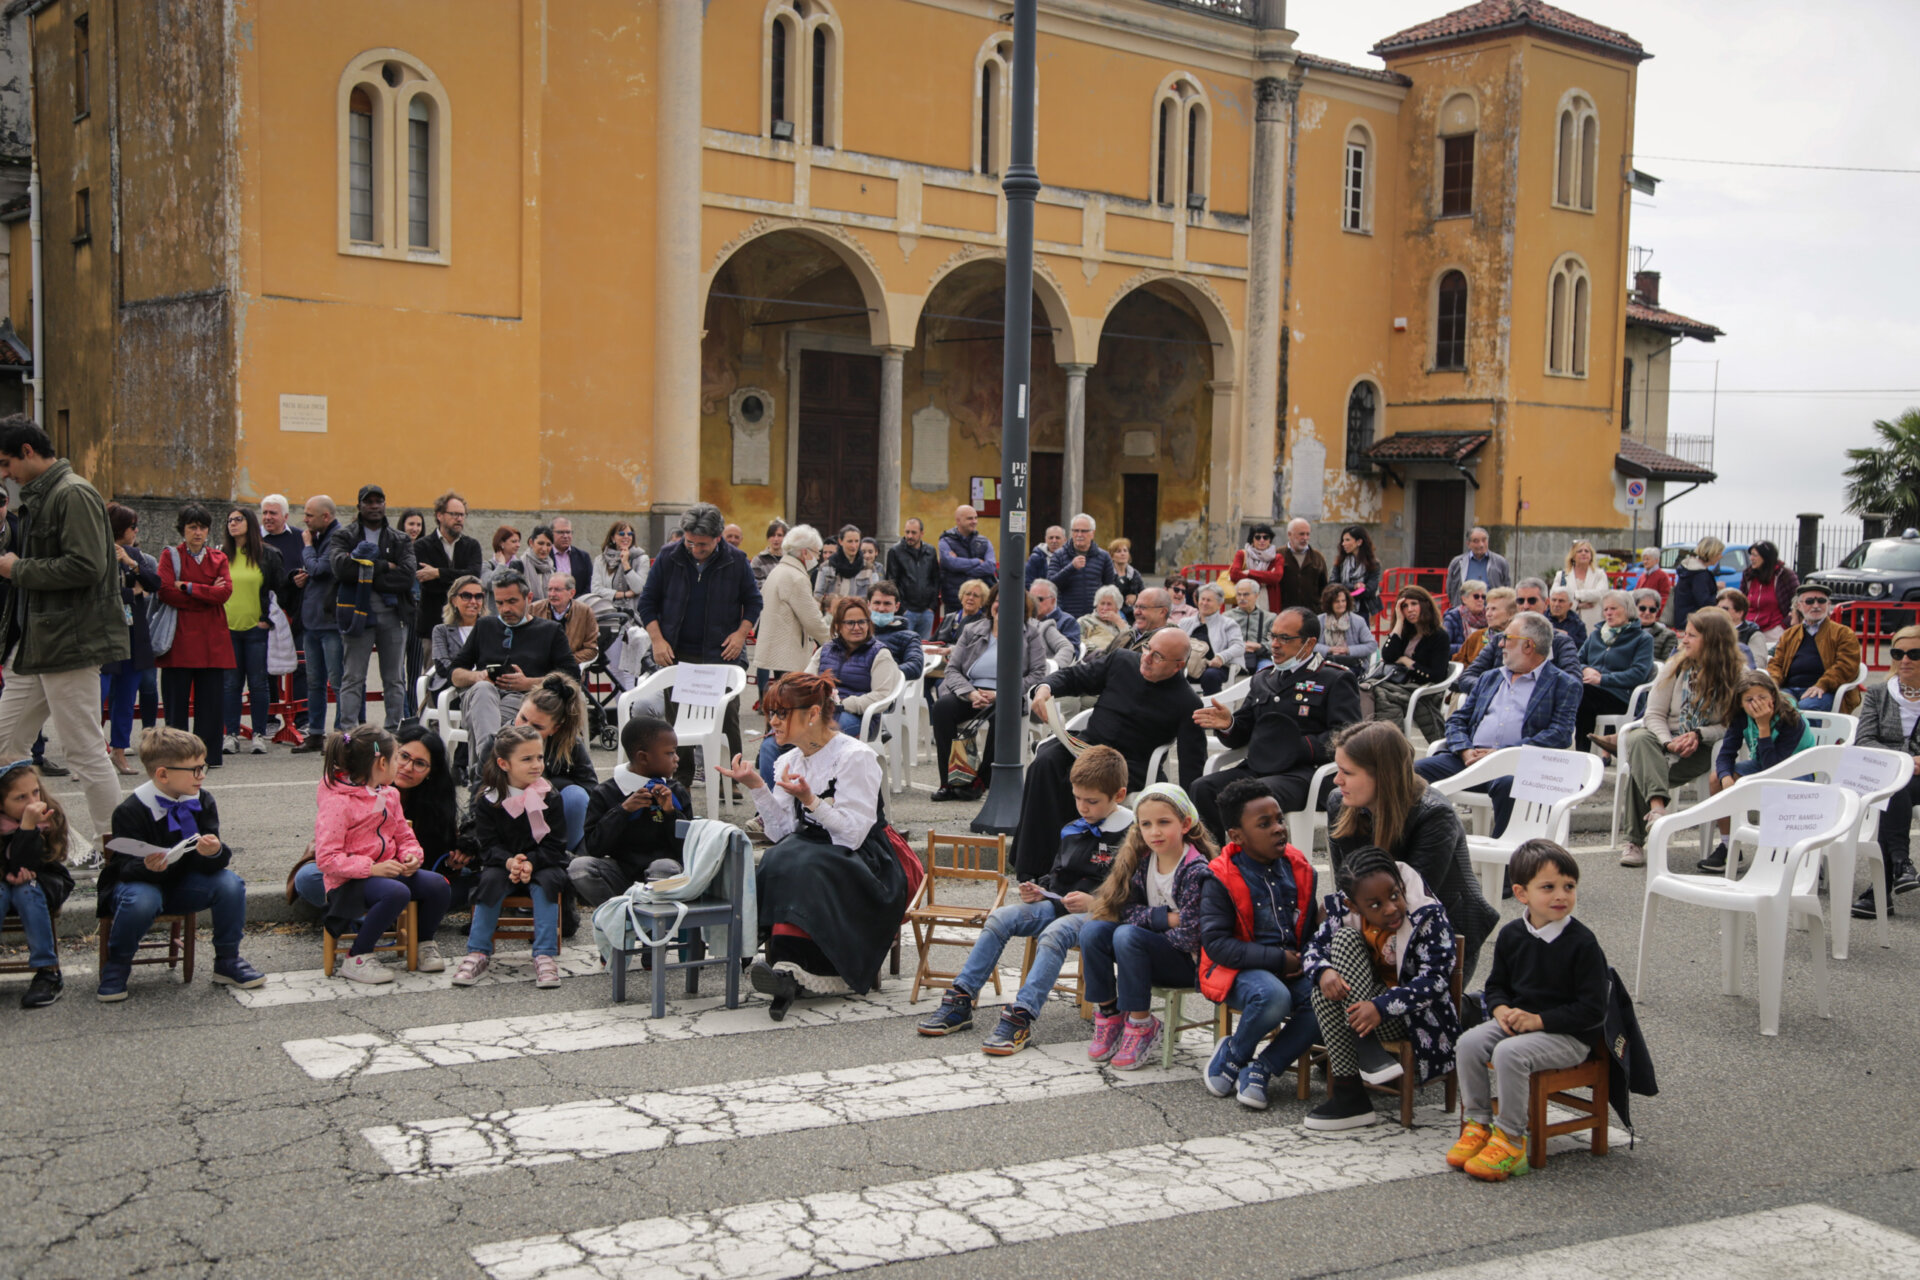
[1446,1120,1491,1169]
[1464,1126,1531,1181]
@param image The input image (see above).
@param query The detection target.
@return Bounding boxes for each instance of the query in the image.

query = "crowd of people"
[1,416,1910,1175]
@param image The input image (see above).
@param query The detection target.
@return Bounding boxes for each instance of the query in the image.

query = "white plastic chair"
[1404,662,1463,742]
[1635,780,1859,1036]
[614,665,748,816]
[884,671,927,794]
[1830,674,1868,714]
[1718,744,1909,959]
[1429,746,1605,900]
[1801,711,1858,747]
[415,675,468,758]
[857,675,905,795]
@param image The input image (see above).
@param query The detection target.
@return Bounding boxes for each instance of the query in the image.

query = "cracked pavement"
[6,733,1920,1276]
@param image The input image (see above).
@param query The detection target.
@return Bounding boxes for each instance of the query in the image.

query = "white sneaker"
[415,942,445,973]
[248,736,268,754]
[1619,843,1647,868]
[339,953,394,984]
[222,734,240,755]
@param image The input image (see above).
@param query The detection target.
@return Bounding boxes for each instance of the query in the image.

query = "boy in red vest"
[1195,778,1323,1110]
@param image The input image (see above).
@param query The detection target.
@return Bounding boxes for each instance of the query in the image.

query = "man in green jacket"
[0,417,127,854]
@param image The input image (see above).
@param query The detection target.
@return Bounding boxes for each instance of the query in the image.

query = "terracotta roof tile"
[1616,437,1715,483]
[1625,299,1723,342]
[1364,431,1491,464]
[1373,1,1647,62]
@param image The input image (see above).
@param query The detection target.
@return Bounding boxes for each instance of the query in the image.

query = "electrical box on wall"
[1392,317,1408,332]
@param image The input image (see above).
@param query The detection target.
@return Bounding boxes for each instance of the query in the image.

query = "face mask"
[1276,647,1309,673]
[870,611,896,627]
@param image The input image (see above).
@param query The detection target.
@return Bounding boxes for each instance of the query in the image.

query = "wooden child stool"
[97,911,197,984]
[323,901,419,977]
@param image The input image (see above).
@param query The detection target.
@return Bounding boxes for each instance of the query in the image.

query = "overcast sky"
[1293,0,1920,532]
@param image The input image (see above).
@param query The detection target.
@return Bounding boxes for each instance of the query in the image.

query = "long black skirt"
[757,823,908,994]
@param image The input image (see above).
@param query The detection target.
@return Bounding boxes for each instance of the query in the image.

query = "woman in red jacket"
[157,503,236,768]
[1228,523,1286,614]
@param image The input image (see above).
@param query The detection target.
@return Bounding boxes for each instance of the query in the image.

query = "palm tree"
[1843,408,1920,528]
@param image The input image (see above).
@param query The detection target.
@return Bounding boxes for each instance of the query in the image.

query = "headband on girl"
[0,759,36,776]
[1132,782,1201,831]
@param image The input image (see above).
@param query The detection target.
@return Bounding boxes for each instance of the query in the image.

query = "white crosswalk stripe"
[469,1123,1452,1280]
[232,943,609,1007]
[365,1042,1202,1180]
[282,965,1051,1080]
[1396,1203,1920,1278]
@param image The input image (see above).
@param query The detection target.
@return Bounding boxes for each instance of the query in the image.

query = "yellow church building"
[14,0,1707,575]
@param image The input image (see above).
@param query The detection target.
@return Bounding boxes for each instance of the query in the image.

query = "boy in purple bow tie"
[98,727,264,1001]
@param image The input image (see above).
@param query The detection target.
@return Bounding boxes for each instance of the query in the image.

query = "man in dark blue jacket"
[937,504,997,611]
[1416,613,1581,835]
[1024,525,1064,589]
[866,581,925,681]
[881,519,940,638]
[293,496,342,749]
[637,503,763,782]
[1046,515,1116,618]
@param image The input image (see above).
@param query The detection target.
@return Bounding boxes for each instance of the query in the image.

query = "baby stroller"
[581,619,625,750]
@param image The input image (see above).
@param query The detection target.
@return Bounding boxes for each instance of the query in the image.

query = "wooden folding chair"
[323,901,419,977]
[905,831,1009,1003]
[1493,1039,1609,1168]
[1155,986,1231,1069]
[1296,935,1465,1128]
[97,911,197,984]
[1,904,59,975]
[493,895,538,945]
[1016,937,1092,1019]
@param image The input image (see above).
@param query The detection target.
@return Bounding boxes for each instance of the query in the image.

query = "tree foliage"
[1843,408,1920,528]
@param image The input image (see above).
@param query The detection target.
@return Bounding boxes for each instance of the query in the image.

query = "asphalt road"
[5,715,1920,1279]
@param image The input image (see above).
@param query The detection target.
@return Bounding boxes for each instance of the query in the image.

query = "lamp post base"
[969,760,1026,838]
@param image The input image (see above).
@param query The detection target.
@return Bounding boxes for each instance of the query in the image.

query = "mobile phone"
[487,663,506,680]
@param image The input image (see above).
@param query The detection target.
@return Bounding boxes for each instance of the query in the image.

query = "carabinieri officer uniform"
[1191,650,1361,842]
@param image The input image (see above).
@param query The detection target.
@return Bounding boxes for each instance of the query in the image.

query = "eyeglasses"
[395,753,430,771]
[226,514,246,523]
[160,764,209,778]
[765,707,793,721]
[1272,631,1304,645]
[842,618,870,629]
[1891,647,1920,661]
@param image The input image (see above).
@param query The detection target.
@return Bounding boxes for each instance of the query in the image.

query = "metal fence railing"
[1665,519,1865,573]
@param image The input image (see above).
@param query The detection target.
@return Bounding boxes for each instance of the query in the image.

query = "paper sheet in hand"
[107,836,199,867]
[1010,877,1064,903]
[672,664,730,707]
[1509,747,1584,807]
[1756,785,1842,849]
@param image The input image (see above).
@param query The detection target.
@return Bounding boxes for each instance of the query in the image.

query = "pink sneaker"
[450,953,491,987]
[1110,1014,1164,1071]
[1088,1010,1125,1062]
[534,956,562,988]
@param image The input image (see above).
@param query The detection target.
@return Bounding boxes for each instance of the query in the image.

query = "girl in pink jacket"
[315,726,452,983]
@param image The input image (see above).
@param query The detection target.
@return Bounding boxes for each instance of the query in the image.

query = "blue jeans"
[0,879,58,969]
[225,627,273,736]
[101,667,160,750]
[559,783,589,852]
[953,901,1086,1015]
[1414,750,1516,836]
[1080,919,1197,1013]
[292,859,327,910]
[1223,968,1320,1071]
[304,629,344,736]
[1791,688,1833,711]
[467,881,559,957]
[340,606,408,730]
[107,870,248,963]
[903,609,936,640]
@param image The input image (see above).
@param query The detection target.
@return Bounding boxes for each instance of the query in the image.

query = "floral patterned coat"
[1302,870,1460,1085]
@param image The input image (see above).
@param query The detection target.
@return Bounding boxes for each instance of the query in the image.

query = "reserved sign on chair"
[673,664,732,707]
[1509,747,1583,806]
[1757,786,1843,848]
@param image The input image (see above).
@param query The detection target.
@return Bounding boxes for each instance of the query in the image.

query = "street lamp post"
[972,0,1039,838]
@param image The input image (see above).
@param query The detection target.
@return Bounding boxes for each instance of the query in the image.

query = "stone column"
[1061,363,1091,522]
[1242,75,1293,532]
[877,346,907,551]
[650,0,703,548]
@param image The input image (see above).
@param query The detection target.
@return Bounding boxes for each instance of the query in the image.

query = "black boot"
[749,959,799,1020]
[1304,1076,1378,1132]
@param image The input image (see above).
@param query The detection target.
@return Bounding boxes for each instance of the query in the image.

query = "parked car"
[1624,542,1747,593]
[1806,530,1920,602]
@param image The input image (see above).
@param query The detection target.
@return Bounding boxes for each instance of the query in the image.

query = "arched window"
[1437,92,1476,218]
[338,50,449,261]
[1346,381,1379,472]
[1547,255,1592,376]
[1434,270,1468,371]
[974,35,1012,177]
[1554,93,1599,211]
[764,1,840,146]
[1342,123,1372,233]
[1150,74,1208,209]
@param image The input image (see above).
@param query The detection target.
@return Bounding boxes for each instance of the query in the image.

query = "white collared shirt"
[1523,914,1569,943]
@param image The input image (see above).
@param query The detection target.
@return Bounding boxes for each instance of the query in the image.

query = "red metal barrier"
[1834,601,1920,672]
[1178,563,1234,583]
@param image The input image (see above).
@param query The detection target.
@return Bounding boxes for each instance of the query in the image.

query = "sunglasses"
[455,590,485,602]
[1892,647,1920,661]
[1638,606,1659,614]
